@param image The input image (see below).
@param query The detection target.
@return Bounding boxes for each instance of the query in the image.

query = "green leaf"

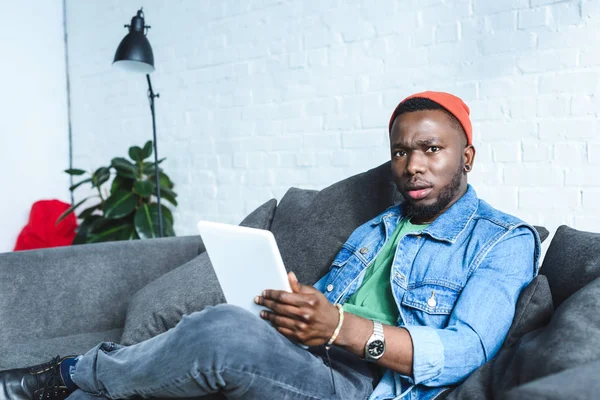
[134,204,159,239]
[87,223,134,243]
[134,204,175,238]
[69,177,93,192]
[141,140,153,159]
[129,146,143,162]
[149,171,174,189]
[57,197,89,223]
[142,159,165,175]
[111,175,134,194]
[133,180,155,197]
[65,168,86,176]
[92,167,111,188]
[102,190,137,219]
[159,189,178,206]
[72,215,101,245]
[77,204,101,219]
[111,157,137,179]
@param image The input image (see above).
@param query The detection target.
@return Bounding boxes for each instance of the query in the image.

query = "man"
[0,91,540,400]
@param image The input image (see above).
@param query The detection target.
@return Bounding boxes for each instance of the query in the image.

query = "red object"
[13,200,78,251]
[389,91,473,145]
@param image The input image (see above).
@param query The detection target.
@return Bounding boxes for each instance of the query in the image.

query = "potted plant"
[58,140,177,244]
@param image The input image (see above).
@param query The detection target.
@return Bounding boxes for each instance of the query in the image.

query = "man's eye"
[393,151,406,157]
[428,146,440,153]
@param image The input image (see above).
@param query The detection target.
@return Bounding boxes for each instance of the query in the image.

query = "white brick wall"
[64,0,600,247]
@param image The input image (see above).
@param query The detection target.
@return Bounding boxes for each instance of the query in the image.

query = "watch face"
[368,340,385,357]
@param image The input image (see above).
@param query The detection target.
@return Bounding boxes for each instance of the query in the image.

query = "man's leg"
[70,304,376,399]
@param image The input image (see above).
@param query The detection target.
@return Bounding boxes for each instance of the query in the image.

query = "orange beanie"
[388,91,473,145]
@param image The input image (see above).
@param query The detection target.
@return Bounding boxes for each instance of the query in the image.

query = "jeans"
[67,304,377,399]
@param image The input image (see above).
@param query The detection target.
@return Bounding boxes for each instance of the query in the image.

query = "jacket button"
[327,284,334,292]
[360,247,368,254]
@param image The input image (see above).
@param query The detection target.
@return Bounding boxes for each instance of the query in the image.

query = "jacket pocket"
[401,283,461,328]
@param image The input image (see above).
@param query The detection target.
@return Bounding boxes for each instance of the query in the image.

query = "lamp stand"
[146,74,163,237]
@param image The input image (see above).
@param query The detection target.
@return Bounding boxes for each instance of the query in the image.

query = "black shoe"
[0,356,77,400]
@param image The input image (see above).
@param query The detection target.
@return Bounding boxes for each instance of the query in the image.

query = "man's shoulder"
[473,198,529,231]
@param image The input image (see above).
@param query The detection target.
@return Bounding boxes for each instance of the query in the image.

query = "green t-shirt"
[343,219,430,325]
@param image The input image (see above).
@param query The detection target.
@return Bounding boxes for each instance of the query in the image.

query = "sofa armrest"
[0,236,202,345]
[504,359,600,400]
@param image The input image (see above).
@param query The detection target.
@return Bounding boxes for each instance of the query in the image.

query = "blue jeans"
[68,304,377,399]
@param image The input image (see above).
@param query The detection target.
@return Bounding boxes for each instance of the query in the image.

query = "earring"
[464,165,471,172]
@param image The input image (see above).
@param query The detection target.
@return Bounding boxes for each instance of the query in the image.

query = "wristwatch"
[364,320,386,361]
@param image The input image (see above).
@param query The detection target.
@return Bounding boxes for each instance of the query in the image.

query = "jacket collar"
[372,185,479,243]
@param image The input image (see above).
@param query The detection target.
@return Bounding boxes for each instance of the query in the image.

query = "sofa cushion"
[446,275,554,399]
[540,225,600,308]
[0,329,122,371]
[271,162,401,285]
[120,199,277,346]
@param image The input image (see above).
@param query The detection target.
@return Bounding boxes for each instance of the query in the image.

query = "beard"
[402,162,464,223]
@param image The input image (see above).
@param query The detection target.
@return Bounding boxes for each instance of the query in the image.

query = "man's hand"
[254,271,339,346]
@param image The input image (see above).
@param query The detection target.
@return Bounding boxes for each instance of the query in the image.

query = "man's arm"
[256,272,415,376]
[256,226,537,385]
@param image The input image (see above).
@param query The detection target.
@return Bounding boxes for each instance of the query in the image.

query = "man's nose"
[406,152,427,175]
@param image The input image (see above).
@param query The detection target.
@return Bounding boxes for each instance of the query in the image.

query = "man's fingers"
[259,310,303,331]
[260,290,312,306]
[288,271,302,293]
[257,298,303,319]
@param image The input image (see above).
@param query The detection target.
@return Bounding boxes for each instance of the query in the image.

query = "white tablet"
[197,220,292,318]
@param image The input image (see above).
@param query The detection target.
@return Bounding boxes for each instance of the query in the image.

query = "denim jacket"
[314,185,541,400]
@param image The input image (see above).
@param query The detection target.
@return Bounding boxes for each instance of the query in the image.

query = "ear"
[464,145,476,172]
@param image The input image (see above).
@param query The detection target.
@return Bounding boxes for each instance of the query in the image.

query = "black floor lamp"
[113,8,164,237]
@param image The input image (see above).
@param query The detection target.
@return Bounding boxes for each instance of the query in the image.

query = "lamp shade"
[113,9,155,74]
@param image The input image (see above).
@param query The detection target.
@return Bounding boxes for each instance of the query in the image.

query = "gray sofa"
[2,162,599,399]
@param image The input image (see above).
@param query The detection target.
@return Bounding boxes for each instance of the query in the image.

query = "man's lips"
[407,187,433,200]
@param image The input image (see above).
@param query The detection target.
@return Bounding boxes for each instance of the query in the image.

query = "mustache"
[404,179,433,190]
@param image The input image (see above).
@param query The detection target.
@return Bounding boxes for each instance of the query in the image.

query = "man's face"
[389,109,474,223]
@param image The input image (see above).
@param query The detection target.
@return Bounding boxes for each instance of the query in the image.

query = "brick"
[474,0,528,14]
[484,11,517,32]
[469,163,503,185]
[493,142,521,162]
[547,2,583,27]
[342,130,386,149]
[480,76,538,99]
[435,22,460,43]
[420,1,472,25]
[469,99,508,121]
[507,98,537,119]
[565,166,600,186]
[519,188,579,209]
[302,133,341,149]
[324,114,362,130]
[522,140,553,162]
[589,143,600,164]
[531,0,568,6]
[504,165,564,186]
[479,31,536,55]
[570,95,600,116]
[516,49,579,74]
[307,48,328,67]
[539,119,600,140]
[362,107,392,128]
[539,72,599,95]
[582,189,600,209]
[536,96,571,118]
[475,121,538,141]
[574,216,600,233]
[413,26,435,46]
[518,7,549,29]
[284,116,323,133]
[553,142,587,164]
